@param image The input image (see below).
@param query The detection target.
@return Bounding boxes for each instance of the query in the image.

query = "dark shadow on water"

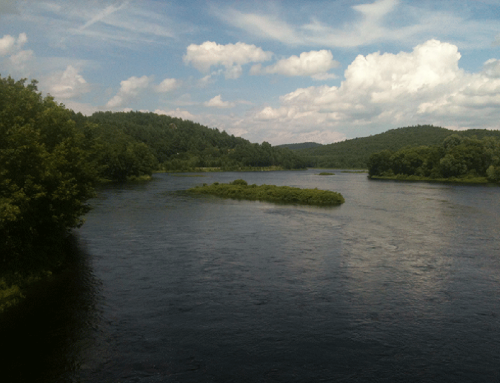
[0,234,101,383]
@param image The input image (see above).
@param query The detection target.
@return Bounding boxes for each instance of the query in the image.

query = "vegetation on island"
[318,172,335,175]
[188,179,345,206]
[295,125,500,169]
[367,135,500,184]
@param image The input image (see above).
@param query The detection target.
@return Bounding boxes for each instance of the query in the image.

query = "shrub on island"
[318,172,335,175]
[188,179,345,206]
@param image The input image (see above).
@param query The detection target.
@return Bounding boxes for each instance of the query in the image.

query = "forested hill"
[71,111,307,178]
[276,142,323,150]
[297,125,500,169]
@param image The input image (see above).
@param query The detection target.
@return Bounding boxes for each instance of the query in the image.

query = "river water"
[2,170,500,382]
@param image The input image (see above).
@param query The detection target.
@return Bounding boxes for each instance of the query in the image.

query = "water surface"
[3,170,500,382]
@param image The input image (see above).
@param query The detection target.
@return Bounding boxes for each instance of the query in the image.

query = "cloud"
[106,75,152,108]
[79,1,129,31]
[219,0,399,48]
[45,65,90,99]
[242,39,500,144]
[62,100,99,116]
[218,0,498,50]
[220,10,299,45]
[0,33,27,56]
[155,108,196,120]
[483,59,500,78]
[183,41,273,79]
[6,49,34,77]
[250,50,339,79]
[155,78,179,93]
[15,1,179,50]
[204,95,236,109]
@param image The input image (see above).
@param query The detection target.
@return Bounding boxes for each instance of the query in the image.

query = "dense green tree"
[367,134,500,183]
[0,76,98,271]
[297,125,500,169]
[78,111,307,172]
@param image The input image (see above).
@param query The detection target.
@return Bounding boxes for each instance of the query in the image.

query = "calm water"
[2,170,500,382]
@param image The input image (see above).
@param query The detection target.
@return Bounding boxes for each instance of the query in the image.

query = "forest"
[367,135,500,183]
[73,110,307,179]
[294,125,500,169]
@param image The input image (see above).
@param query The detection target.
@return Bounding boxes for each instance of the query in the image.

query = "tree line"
[367,135,500,182]
[295,125,500,169]
[73,110,307,176]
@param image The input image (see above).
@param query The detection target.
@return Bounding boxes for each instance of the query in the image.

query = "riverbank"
[155,165,304,173]
[369,174,493,184]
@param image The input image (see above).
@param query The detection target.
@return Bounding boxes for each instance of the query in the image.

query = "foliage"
[0,76,98,272]
[367,135,500,183]
[318,172,335,175]
[73,111,308,174]
[297,125,500,169]
[188,181,345,206]
[276,142,323,150]
[0,271,51,313]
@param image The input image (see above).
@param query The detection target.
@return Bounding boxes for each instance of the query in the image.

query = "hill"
[276,142,323,150]
[298,125,500,169]
[71,111,307,178]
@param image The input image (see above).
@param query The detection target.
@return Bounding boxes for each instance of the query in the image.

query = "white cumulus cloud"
[0,33,27,56]
[155,108,196,120]
[243,39,500,144]
[250,50,339,79]
[204,95,236,109]
[46,65,90,99]
[155,78,179,93]
[106,75,152,108]
[183,41,273,79]
[483,59,500,78]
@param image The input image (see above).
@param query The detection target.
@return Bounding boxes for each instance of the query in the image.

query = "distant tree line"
[72,111,307,176]
[296,125,500,169]
[367,135,500,182]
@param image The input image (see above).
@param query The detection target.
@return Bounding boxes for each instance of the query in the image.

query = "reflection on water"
[3,171,500,382]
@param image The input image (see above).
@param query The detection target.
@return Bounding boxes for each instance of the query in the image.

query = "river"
[2,170,500,382]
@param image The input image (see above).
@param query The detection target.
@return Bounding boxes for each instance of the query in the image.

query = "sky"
[1,0,500,145]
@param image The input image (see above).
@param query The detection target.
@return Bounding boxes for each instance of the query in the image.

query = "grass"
[318,172,335,176]
[188,179,345,206]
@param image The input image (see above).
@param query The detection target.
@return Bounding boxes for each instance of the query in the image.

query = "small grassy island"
[318,172,335,176]
[188,179,345,206]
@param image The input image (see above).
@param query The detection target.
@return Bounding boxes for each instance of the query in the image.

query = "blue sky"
[1,0,500,144]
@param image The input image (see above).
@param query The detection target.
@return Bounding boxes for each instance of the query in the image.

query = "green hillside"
[298,125,500,169]
[276,142,323,150]
[71,110,307,177]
